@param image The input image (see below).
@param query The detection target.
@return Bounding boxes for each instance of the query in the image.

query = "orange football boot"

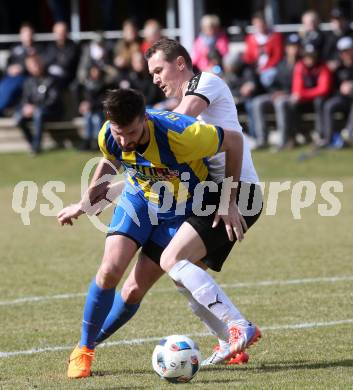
[67,345,95,378]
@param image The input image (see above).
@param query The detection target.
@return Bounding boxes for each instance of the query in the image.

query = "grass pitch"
[0,148,352,389]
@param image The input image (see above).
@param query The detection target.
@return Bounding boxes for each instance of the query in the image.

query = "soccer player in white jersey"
[79,39,262,366]
[147,39,261,365]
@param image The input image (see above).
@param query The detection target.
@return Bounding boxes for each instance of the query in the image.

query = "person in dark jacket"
[299,10,325,58]
[251,33,301,148]
[321,36,353,147]
[77,31,117,85]
[78,64,110,150]
[0,23,39,116]
[15,53,62,154]
[128,51,164,107]
[222,53,261,139]
[323,8,353,72]
[44,21,80,87]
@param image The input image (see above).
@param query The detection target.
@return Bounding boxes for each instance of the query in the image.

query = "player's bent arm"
[57,158,121,226]
[174,94,208,118]
[83,158,121,208]
[219,130,243,201]
[216,129,247,241]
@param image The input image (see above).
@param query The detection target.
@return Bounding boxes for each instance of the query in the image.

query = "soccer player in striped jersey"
[58,88,248,378]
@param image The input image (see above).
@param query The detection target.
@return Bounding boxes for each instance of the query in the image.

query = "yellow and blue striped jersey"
[98,109,224,216]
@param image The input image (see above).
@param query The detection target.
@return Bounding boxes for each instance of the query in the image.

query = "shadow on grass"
[202,359,353,373]
[93,368,242,386]
[94,368,151,376]
[196,377,245,385]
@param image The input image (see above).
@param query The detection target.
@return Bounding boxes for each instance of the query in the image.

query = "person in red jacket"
[291,43,332,142]
[243,11,284,89]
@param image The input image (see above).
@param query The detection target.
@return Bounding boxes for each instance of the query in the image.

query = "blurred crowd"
[1,7,353,154]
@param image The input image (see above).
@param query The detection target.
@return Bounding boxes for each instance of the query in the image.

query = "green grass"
[0,149,352,389]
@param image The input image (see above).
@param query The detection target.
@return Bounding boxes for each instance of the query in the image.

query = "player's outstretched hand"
[57,203,84,226]
[212,203,248,242]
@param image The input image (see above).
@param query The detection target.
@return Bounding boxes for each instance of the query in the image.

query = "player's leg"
[95,249,230,350]
[160,183,263,357]
[68,190,153,378]
[95,246,242,364]
[94,252,164,344]
[68,235,138,378]
[160,222,260,357]
[160,222,247,324]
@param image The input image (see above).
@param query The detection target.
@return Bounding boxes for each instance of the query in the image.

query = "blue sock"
[80,279,115,349]
[94,291,140,345]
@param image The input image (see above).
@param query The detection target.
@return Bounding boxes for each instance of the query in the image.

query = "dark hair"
[145,38,193,70]
[25,52,42,64]
[20,22,34,31]
[103,89,145,126]
[252,11,265,21]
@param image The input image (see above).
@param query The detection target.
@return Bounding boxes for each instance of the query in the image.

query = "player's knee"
[121,281,145,304]
[97,261,123,289]
[160,248,179,273]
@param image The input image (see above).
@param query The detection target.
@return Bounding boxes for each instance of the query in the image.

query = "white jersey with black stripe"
[185,72,259,184]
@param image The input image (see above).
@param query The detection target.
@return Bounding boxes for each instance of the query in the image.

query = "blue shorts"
[107,188,186,249]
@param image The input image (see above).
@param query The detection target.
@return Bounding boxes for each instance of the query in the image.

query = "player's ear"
[176,56,185,71]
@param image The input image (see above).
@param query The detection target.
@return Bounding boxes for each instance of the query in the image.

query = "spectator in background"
[141,19,162,54]
[299,10,325,58]
[15,54,62,154]
[78,31,117,85]
[128,51,164,107]
[222,52,259,138]
[206,48,224,76]
[44,21,80,87]
[223,53,258,102]
[323,8,353,72]
[192,14,229,72]
[251,33,301,149]
[78,64,109,150]
[113,19,142,71]
[291,44,332,143]
[0,23,39,116]
[243,11,283,90]
[321,37,353,148]
[108,50,165,108]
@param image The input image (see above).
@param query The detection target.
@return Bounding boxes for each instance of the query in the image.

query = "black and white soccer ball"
[152,335,202,384]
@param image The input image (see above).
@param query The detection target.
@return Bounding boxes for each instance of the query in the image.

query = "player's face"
[110,116,147,152]
[148,50,184,98]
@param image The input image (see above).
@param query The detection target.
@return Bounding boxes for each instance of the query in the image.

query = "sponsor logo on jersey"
[123,163,180,183]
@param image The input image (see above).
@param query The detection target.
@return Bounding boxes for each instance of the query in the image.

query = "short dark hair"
[103,89,145,126]
[20,22,34,31]
[145,38,193,70]
[252,11,265,21]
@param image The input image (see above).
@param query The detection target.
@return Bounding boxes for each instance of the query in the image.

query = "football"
[152,335,202,383]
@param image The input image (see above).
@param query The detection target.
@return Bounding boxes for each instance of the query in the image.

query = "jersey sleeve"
[168,121,224,163]
[98,121,116,161]
[185,72,222,106]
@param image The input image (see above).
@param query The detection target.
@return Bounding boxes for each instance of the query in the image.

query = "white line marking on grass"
[1,319,353,358]
[149,275,353,292]
[1,276,353,306]
[0,293,86,306]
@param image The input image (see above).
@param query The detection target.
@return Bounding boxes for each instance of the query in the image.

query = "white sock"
[177,286,229,343]
[169,260,246,325]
